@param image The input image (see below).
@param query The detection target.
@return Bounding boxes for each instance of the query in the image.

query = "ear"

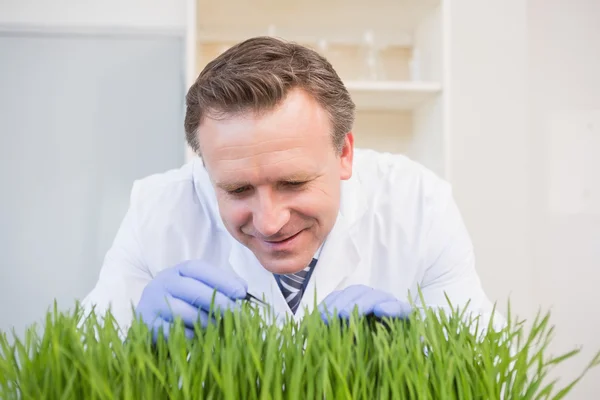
[339,132,354,180]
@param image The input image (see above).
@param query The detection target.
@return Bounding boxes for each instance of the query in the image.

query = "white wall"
[528,0,600,397]
[0,0,186,31]
[448,0,533,318]
[449,0,600,398]
[0,0,192,112]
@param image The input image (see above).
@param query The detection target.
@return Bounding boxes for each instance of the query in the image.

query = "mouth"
[265,230,302,244]
[258,229,305,252]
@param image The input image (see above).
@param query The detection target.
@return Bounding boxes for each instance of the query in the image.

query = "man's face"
[198,88,354,274]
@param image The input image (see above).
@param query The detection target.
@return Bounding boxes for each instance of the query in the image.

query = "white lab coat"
[82,148,504,332]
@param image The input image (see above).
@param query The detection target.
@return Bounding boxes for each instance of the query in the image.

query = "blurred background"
[0,0,598,397]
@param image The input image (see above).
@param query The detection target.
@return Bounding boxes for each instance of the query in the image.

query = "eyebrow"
[216,173,317,192]
[217,181,250,192]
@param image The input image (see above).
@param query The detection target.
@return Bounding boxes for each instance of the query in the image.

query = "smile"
[261,230,304,251]
[265,231,302,243]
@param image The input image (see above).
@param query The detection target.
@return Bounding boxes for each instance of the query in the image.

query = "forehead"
[199,90,334,182]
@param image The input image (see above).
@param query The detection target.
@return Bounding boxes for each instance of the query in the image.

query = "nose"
[252,189,290,239]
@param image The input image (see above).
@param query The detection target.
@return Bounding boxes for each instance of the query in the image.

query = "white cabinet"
[185,0,447,178]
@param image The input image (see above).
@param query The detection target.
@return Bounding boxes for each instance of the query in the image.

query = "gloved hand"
[135,259,247,342]
[318,285,412,323]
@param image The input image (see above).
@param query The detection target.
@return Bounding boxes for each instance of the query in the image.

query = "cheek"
[217,197,250,228]
[291,185,340,220]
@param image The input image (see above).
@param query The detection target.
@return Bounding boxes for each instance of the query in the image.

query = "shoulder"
[351,148,454,244]
[352,148,450,204]
[127,157,223,228]
[124,159,225,271]
[128,161,197,217]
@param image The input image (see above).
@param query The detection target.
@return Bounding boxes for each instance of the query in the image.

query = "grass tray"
[1,297,598,399]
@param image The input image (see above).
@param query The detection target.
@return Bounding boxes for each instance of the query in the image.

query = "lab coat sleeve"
[80,181,152,334]
[417,181,506,332]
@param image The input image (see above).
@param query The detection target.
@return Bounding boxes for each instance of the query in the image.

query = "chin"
[258,255,308,275]
[245,228,319,274]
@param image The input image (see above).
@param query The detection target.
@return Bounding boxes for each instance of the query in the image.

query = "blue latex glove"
[318,285,412,323]
[135,259,247,341]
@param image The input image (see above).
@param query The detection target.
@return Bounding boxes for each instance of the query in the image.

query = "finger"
[373,300,412,319]
[318,286,375,326]
[152,318,195,343]
[318,290,344,318]
[326,285,373,317]
[158,295,214,329]
[177,260,248,299]
[338,290,396,318]
[164,273,241,314]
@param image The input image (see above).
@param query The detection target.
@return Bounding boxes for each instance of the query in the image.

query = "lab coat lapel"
[295,212,360,320]
[295,171,368,320]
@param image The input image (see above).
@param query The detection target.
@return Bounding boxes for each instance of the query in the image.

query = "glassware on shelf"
[409,48,421,81]
[359,29,386,81]
[317,38,328,58]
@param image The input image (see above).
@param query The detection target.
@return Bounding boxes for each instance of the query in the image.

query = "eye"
[229,186,250,195]
[285,181,306,187]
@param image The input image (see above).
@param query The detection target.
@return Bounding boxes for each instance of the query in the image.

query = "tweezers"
[244,292,268,307]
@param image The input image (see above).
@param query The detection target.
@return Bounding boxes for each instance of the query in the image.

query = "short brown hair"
[184,36,355,155]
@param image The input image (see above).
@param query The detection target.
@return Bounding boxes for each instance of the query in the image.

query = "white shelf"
[345,81,442,111]
[196,0,440,48]
[189,0,446,177]
[197,30,413,49]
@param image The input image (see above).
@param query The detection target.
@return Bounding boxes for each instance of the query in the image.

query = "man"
[82,36,502,340]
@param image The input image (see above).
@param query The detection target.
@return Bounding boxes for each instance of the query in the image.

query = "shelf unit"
[185,0,447,178]
[346,81,442,111]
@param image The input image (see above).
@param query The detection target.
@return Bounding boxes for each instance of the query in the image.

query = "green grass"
[0,297,598,399]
